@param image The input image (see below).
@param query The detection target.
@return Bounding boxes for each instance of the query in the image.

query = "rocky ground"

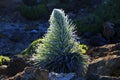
[0,9,49,55]
[0,43,120,80]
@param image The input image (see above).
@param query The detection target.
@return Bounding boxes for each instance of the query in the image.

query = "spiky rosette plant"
[36,9,88,77]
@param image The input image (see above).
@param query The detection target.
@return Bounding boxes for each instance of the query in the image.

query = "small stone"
[30,30,38,34]
[49,72,76,80]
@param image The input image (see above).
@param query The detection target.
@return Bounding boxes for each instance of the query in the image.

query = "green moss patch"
[0,56,10,65]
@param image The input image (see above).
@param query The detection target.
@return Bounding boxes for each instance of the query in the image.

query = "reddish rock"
[87,43,120,59]
[88,55,120,76]
[6,56,29,77]
[87,43,120,77]
[7,67,49,80]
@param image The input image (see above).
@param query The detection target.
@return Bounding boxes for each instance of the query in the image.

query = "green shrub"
[35,9,88,77]
[73,14,103,35]
[21,38,43,55]
[0,56,10,66]
[77,44,88,54]
[74,0,120,35]
[19,3,49,20]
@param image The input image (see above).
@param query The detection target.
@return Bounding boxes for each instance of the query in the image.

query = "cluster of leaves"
[77,44,88,54]
[0,56,10,66]
[19,0,49,20]
[34,9,88,77]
